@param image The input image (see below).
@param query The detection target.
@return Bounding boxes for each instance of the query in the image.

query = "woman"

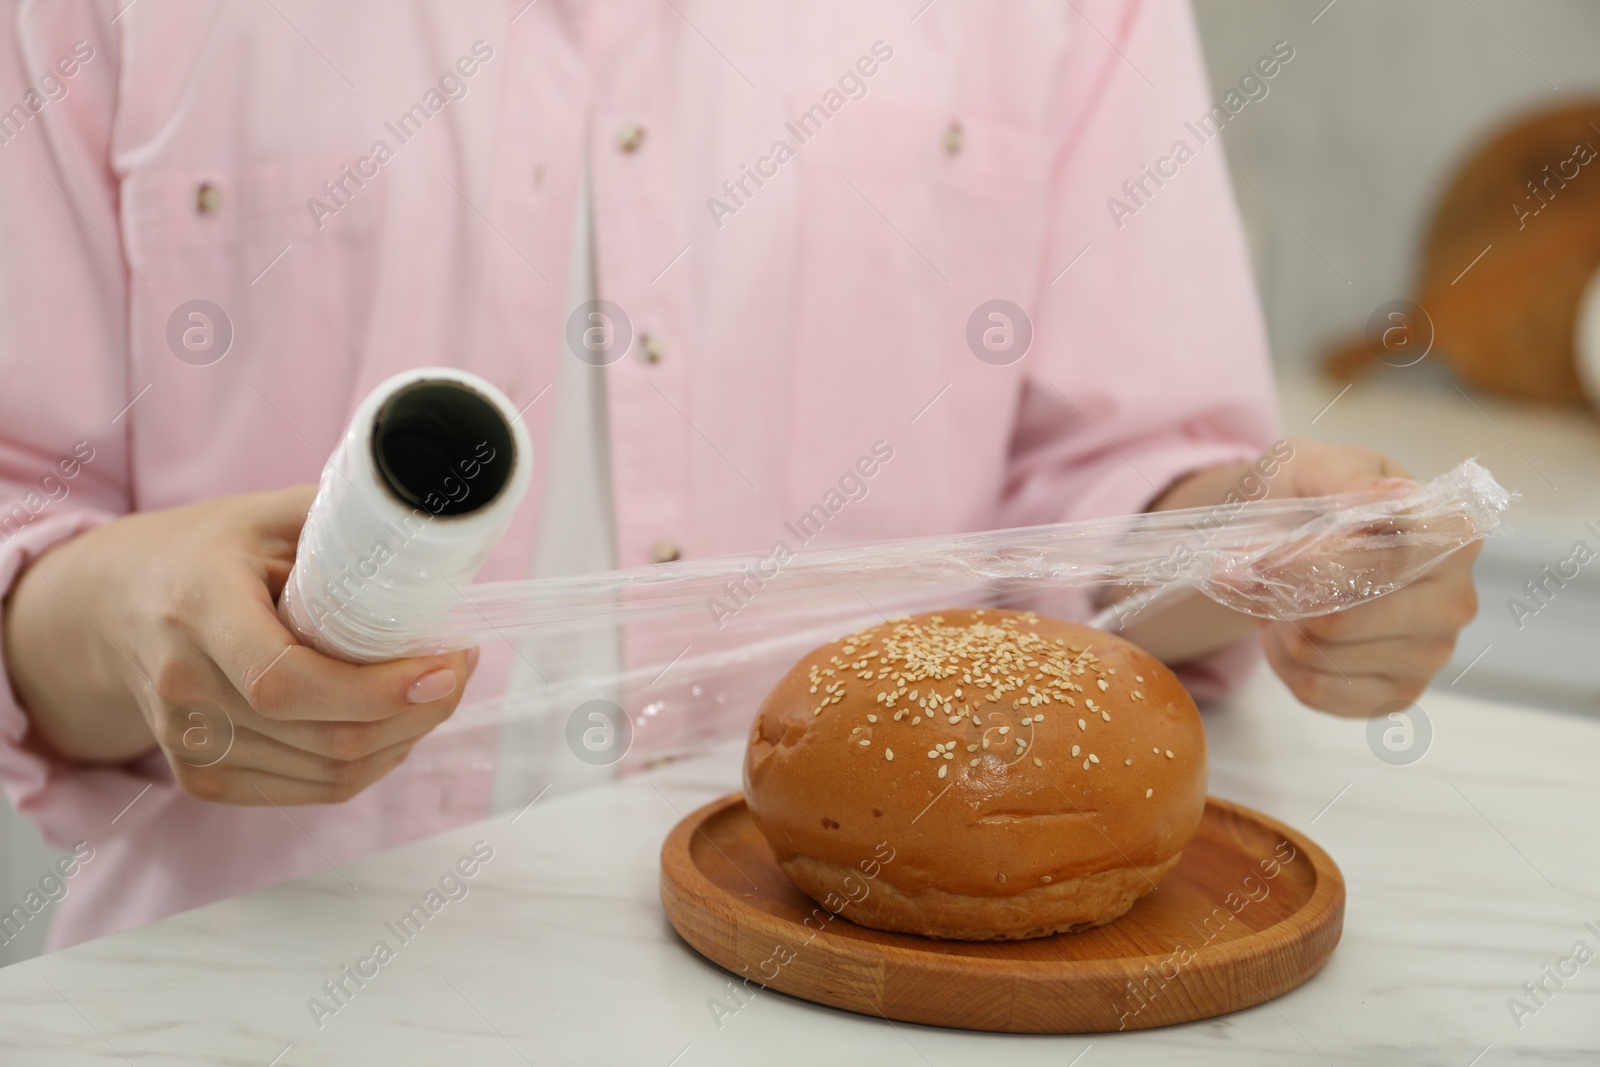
[0,0,1477,950]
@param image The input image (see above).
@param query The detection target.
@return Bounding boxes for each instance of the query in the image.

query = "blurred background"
[5,0,1598,965]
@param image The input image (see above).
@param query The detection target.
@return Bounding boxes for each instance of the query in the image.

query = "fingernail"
[408,668,457,704]
[465,646,481,674]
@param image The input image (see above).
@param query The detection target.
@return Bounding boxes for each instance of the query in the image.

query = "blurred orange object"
[1325,101,1600,405]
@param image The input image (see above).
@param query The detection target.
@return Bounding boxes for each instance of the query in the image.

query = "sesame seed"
[1072,745,1080,757]
[927,750,939,759]
[1034,713,1045,721]
[1146,788,1154,798]
[1021,717,1032,726]
[998,726,1010,735]
[912,716,921,725]
[1082,759,1091,771]
[1135,675,1145,683]
[1042,875,1052,883]
[967,743,978,752]
[970,758,980,766]
[867,714,877,723]
[858,739,870,747]
[1165,750,1174,759]
[1097,679,1109,692]
[1033,757,1043,767]
[1101,710,1111,722]
[1078,719,1087,731]
[938,764,947,779]
[1154,748,1160,754]
[885,749,894,761]
[1124,757,1133,766]
[1089,753,1099,764]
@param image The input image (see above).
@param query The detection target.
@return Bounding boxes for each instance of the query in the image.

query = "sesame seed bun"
[743,608,1207,941]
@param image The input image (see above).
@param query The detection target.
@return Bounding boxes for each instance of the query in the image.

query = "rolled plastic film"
[436,457,1515,779]
[360,456,1513,658]
[277,368,532,662]
[276,369,1516,784]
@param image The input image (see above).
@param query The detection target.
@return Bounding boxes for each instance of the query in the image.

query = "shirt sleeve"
[1001,0,1281,696]
[0,6,168,846]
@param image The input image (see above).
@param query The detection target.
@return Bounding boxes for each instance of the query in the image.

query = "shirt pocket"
[790,96,1056,367]
[118,154,385,502]
[785,100,1057,533]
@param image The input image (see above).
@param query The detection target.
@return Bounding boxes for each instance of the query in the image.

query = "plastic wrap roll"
[277,368,532,663]
[414,457,1516,784]
[408,457,1514,653]
[269,369,1515,786]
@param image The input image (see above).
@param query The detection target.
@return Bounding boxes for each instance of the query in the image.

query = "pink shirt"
[0,0,1277,948]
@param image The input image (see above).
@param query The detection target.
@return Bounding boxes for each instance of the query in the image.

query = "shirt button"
[638,333,665,364]
[195,181,222,215]
[943,121,964,155]
[616,123,646,153]
[651,539,680,563]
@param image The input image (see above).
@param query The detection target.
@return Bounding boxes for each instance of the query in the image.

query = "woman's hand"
[1252,440,1481,717]
[1148,438,1482,714]
[2,486,478,804]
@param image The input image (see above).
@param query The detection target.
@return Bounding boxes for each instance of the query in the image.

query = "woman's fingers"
[145,622,471,805]
[247,699,461,761]
[151,683,430,784]
[1268,630,1464,718]
[1263,636,1431,718]
[233,643,472,723]
[1277,440,1413,497]
[1293,565,1480,646]
[177,747,416,806]
[176,563,472,724]
[1270,621,1458,680]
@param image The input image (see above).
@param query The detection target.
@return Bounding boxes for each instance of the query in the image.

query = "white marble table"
[3,670,1597,1065]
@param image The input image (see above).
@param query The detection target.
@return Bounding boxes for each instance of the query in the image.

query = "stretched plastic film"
[276,371,1515,793]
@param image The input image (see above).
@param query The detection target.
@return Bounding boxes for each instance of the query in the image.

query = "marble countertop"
[3,670,1597,1065]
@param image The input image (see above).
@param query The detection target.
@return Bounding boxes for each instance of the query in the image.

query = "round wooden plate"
[661,792,1344,1033]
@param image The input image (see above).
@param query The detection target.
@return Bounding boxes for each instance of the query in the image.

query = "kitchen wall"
[0,797,55,965]
[1191,0,1600,369]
